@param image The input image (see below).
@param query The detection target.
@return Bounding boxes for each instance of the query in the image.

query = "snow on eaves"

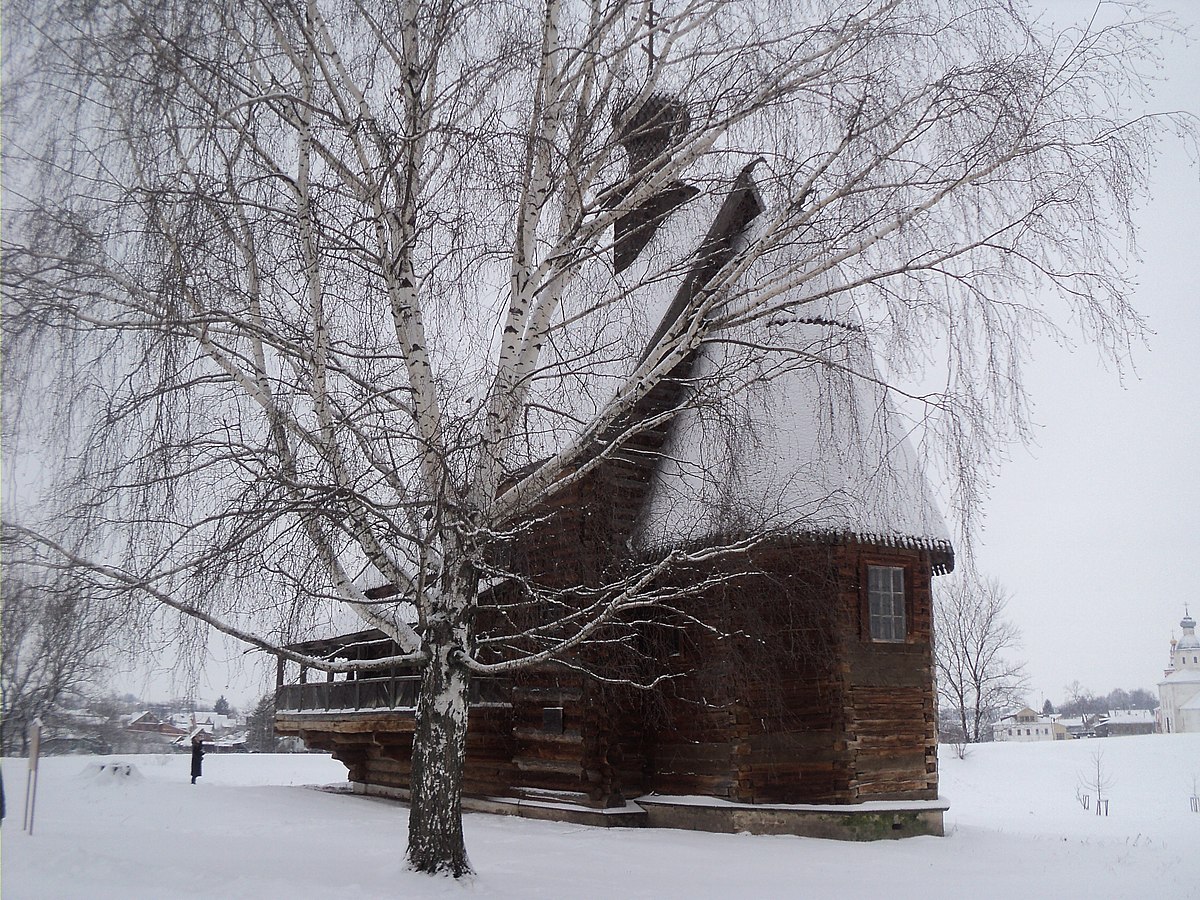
[630,199,952,562]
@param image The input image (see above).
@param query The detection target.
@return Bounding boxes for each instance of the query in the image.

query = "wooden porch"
[275,675,512,715]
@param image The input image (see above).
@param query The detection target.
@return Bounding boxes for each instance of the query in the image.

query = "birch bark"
[406,542,477,875]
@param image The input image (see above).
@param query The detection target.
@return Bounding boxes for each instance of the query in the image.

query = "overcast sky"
[972,1,1200,706]
[103,2,1200,710]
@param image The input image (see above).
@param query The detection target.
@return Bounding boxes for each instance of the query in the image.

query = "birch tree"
[2,0,1186,875]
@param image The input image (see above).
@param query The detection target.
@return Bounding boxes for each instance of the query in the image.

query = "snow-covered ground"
[3,734,1198,898]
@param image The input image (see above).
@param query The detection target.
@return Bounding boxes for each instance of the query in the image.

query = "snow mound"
[80,761,145,783]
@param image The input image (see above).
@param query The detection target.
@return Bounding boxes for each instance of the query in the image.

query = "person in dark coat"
[190,738,205,784]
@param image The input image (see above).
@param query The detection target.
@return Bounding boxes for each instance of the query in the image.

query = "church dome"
[1178,610,1199,651]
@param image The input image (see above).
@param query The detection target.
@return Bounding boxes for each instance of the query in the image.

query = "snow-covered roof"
[995,707,1043,724]
[635,321,950,555]
[175,726,214,745]
[283,573,418,645]
[1159,669,1200,686]
[622,180,951,560]
[1098,709,1155,724]
[170,712,234,730]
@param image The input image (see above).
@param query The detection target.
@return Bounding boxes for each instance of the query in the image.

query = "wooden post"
[276,657,285,689]
[23,718,42,835]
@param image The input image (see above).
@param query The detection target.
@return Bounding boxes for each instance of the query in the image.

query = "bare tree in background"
[0,571,116,755]
[934,573,1030,744]
[1056,684,1156,717]
[2,0,1189,875]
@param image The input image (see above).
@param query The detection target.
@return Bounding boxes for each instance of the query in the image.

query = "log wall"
[275,705,517,799]
[624,542,939,805]
[278,540,940,808]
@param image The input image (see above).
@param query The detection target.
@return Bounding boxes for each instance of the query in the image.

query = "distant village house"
[991,707,1070,742]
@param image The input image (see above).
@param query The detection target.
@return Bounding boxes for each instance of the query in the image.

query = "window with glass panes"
[867,565,905,642]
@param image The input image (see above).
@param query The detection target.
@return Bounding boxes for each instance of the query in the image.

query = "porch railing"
[275,675,510,713]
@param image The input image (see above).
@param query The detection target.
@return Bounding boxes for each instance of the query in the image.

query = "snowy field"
[3,734,1198,899]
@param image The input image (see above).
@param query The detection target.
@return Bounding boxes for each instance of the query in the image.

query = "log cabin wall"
[484,427,677,807]
[275,704,518,800]
[835,543,939,802]
[629,541,939,805]
[639,544,851,804]
[277,534,941,809]
[508,668,591,800]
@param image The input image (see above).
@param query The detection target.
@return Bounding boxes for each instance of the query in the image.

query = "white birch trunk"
[406,546,476,876]
[407,637,472,875]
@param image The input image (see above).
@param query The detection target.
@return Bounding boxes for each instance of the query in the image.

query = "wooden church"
[275,97,954,840]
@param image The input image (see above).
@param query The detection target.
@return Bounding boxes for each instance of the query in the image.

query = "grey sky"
[974,1,1200,705]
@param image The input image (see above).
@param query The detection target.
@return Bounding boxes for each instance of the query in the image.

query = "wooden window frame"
[861,560,914,644]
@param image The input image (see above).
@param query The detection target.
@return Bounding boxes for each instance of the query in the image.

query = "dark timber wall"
[621,542,938,805]
[277,539,940,808]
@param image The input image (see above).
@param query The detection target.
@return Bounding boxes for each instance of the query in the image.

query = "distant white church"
[1158,608,1200,734]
